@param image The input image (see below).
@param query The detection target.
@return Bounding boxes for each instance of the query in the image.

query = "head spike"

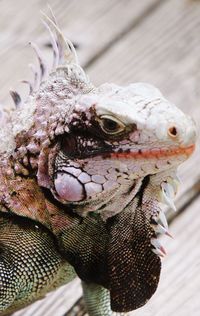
[42,19,59,70]
[9,90,22,108]
[29,42,48,84]
[47,4,58,25]
[29,63,39,92]
[41,11,78,66]
[21,80,33,95]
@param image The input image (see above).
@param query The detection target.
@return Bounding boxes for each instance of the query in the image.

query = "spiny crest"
[2,8,94,157]
[10,7,86,109]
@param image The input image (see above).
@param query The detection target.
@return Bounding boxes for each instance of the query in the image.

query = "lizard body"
[0,12,197,315]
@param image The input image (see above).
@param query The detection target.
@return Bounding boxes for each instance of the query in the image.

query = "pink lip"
[110,144,195,160]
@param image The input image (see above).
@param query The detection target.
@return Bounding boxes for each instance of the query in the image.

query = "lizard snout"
[167,115,197,149]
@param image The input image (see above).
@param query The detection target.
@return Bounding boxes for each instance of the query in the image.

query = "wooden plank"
[0,0,160,104]
[1,0,199,315]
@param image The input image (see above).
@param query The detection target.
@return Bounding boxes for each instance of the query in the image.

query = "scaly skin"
[0,11,197,315]
[0,213,76,316]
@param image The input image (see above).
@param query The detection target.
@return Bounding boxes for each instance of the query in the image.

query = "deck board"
[0,0,159,103]
[0,0,199,315]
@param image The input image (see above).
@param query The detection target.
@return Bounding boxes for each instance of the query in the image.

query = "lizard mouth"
[60,131,195,161]
[110,144,195,160]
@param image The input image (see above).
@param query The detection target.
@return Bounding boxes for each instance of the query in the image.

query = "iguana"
[0,11,196,316]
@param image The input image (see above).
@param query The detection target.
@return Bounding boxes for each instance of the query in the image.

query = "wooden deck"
[0,0,200,315]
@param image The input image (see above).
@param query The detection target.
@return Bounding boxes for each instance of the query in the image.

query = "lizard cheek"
[54,173,84,202]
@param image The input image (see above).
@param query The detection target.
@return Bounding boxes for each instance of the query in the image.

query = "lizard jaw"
[52,141,191,209]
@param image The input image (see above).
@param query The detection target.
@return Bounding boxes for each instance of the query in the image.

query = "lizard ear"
[107,205,161,312]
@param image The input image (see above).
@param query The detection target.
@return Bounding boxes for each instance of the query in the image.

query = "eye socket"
[97,115,126,135]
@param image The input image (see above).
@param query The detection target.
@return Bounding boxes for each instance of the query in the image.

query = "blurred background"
[0,0,200,315]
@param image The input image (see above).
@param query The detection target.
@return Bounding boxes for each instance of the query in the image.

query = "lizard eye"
[98,115,126,135]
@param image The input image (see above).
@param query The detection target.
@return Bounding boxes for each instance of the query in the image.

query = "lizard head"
[4,12,196,313]
[8,12,196,222]
[52,82,196,214]
[5,12,195,231]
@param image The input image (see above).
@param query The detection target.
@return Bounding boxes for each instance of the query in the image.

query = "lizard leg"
[82,282,127,316]
[0,213,76,315]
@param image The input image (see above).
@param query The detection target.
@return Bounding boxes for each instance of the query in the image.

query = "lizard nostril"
[168,126,178,139]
